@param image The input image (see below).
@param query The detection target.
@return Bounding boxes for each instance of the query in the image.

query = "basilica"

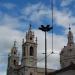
[7,25,54,75]
[7,25,75,75]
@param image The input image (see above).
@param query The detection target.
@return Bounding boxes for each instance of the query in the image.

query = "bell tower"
[7,41,19,75]
[60,26,75,68]
[21,25,37,75]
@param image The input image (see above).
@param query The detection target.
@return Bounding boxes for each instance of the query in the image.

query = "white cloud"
[0,14,21,29]
[0,13,29,31]
[0,26,24,52]
[21,3,51,24]
[61,0,73,7]
[0,3,16,9]
[53,9,75,29]
[21,3,75,30]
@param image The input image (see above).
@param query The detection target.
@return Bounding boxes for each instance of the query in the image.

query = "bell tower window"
[14,60,16,65]
[14,51,16,54]
[30,47,34,56]
[30,37,32,40]
[30,72,32,75]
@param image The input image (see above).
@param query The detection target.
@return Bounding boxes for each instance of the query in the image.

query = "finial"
[29,24,32,31]
[69,24,71,31]
[22,39,24,44]
[14,41,16,47]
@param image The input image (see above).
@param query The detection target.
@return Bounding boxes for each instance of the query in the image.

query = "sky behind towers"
[0,0,75,75]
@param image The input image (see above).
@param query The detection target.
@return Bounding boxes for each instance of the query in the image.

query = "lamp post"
[39,25,53,75]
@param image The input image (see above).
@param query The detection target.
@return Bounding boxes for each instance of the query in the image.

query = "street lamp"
[39,25,53,75]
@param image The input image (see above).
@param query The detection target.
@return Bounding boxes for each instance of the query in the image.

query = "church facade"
[7,25,75,75]
[7,25,54,75]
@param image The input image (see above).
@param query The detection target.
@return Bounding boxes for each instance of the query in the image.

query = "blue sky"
[0,0,75,75]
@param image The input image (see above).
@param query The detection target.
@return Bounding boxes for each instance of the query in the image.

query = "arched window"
[14,60,16,65]
[14,51,16,54]
[30,37,32,40]
[30,46,34,56]
[30,72,32,75]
